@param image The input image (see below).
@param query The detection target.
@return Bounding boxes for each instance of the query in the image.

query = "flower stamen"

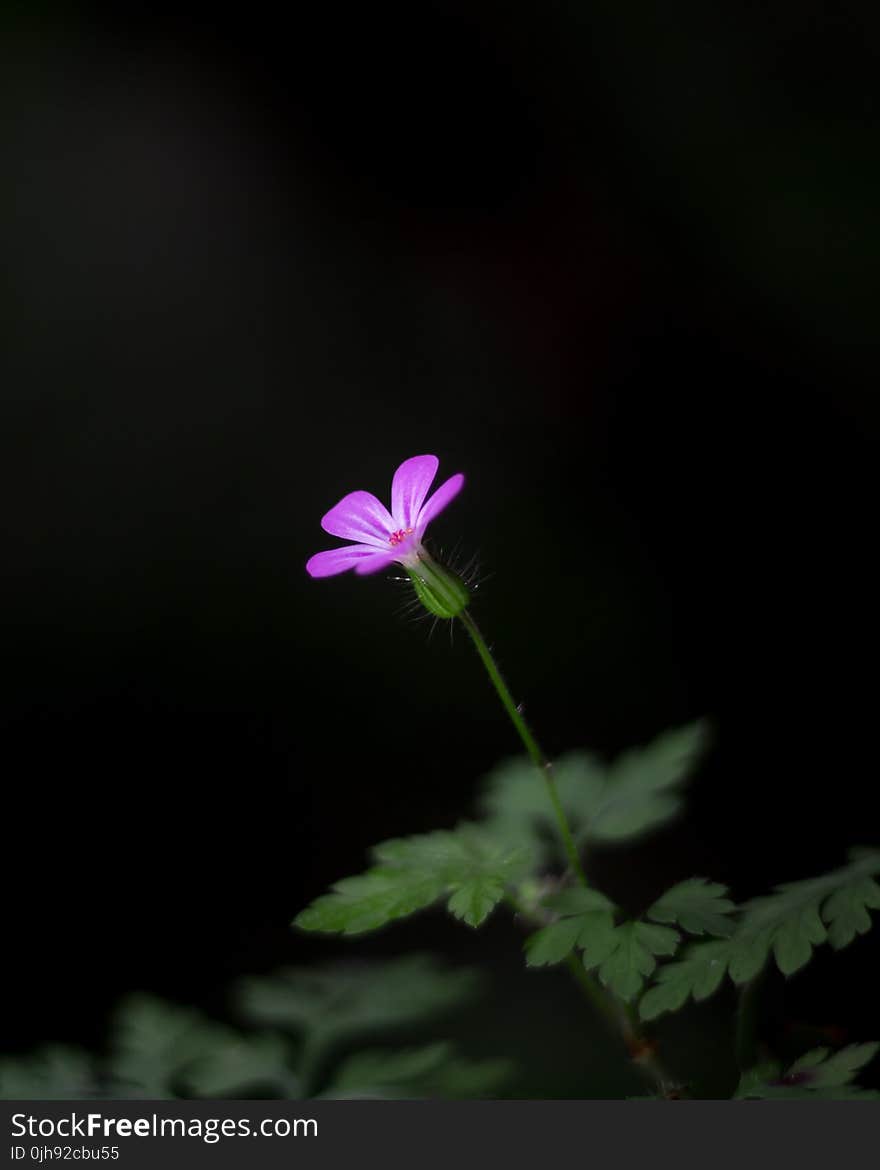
[389,527,414,547]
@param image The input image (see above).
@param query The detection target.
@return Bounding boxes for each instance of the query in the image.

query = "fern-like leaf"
[479,721,710,860]
[646,878,736,937]
[735,1043,879,1099]
[295,825,531,935]
[640,850,880,1020]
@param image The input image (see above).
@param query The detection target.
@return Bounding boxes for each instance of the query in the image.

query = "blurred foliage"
[0,1047,97,1100]
[0,956,508,1101]
[479,723,710,861]
[320,1042,512,1100]
[237,954,482,1087]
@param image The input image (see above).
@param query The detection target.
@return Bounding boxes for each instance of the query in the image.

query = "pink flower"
[306,454,465,578]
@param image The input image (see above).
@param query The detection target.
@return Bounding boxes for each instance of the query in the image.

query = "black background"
[2,3,879,1094]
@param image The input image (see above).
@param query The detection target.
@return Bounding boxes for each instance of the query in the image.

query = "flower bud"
[406,555,469,619]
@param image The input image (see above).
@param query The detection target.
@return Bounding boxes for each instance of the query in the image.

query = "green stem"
[297,1033,328,1097]
[735,976,762,1073]
[458,610,588,887]
[563,952,622,1033]
[463,610,681,1095]
[505,894,679,1097]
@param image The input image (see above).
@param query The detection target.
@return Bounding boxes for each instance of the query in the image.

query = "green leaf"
[786,1047,829,1073]
[479,721,709,861]
[373,827,529,928]
[446,879,504,927]
[586,722,710,842]
[801,1042,880,1088]
[726,929,773,984]
[295,825,530,935]
[541,888,617,915]
[738,1083,879,1100]
[237,956,487,1095]
[181,1033,299,1098]
[638,939,733,1020]
[0,961,501,1103]
[0,1046,96,1100]
[584,921,680,1002]
[238,956,480,1051]
[773,906,827,975]
[640,850,880,1019]
[823,877,880,949]
[524,887,617,967]
[321,1042,512,1100]
[732,849,880,980]
[477,753,606,863]
[736,1044,880,1099]
[524,887,680,992]
[107,996,233,1098]
[577,913,622,967]
[647,878,736,937]
[525,916,592,967]
[294,871,444,935]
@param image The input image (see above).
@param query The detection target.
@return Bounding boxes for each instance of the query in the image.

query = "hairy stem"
[458,610,588,886]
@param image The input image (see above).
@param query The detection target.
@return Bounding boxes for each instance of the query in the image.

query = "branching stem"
[504,894,680,1097]
[463,611,682,1096]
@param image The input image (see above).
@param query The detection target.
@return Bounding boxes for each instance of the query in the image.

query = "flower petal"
[306,544,384,578]
[320,490,394,547]
[391,454,438,528]
[415,473,465,535]
[354,549,399,576]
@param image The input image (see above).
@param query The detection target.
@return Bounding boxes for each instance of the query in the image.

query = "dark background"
[2,3,879,1094]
